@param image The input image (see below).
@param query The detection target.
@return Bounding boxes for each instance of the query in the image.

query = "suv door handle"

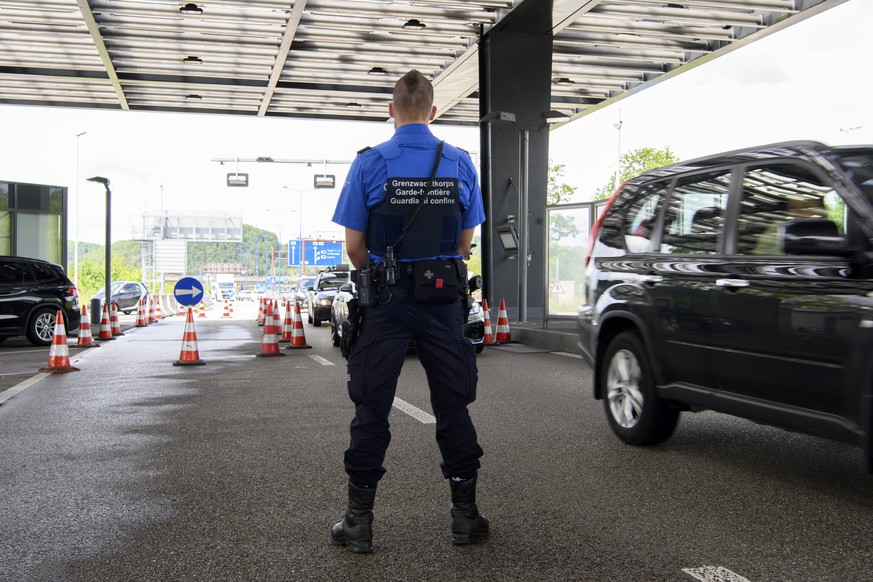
[640,275,663,285]
[716,278,750,288]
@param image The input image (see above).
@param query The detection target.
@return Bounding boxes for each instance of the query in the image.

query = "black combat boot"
[331,480,376,553]
[449,475,489,545]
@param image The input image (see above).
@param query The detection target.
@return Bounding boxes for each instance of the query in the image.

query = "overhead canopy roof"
[0,0,842,126]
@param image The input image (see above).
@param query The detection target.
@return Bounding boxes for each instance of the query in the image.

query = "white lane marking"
[309,354,334,366]
[553,351,582,359]
[0,372,33,377]
[0,373,51,406]
[683,566,752,582]
[393,397,436,424]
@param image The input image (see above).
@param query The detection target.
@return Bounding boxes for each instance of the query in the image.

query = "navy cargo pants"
[344,278,483,487]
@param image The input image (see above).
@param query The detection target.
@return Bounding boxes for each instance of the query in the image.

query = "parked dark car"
[330,270,486,353]
[307,266,350,327]
[0,255,81,346]
[577,140,873,472]
[92,281,148,315]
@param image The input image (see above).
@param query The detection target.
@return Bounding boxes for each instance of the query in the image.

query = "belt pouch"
[412,259,460,304]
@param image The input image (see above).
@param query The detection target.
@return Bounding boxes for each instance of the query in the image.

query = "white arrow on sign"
[176,287,203,299]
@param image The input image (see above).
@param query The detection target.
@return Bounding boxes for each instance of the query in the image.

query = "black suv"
[577,141,873,471]
[0,256,81,346]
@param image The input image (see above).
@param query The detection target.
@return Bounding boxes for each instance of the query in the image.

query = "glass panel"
[0,182,9,209]
[16,213,63,265]
[49,187,65,213]
[15,184,43,211]
[0,211,10,255]
[736,163,839,255]
[547,205,592,316]
[658,171,731,255]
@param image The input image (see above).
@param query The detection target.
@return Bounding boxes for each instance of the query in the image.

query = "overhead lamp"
[183,56,203,64]
[403,18,426,30]
[368,66,388,76]
[227,173,249,187]
[186,94,202,100]
[555,77,575,86]
[256,156,274,162]
[179,3,203,15]
[345,102,362,108]
[314,174,336,189]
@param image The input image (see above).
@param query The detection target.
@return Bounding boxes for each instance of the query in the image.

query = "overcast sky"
[0,0,868,245]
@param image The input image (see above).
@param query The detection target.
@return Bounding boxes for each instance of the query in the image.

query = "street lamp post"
[74,131,86,287]
[86,176,111,318]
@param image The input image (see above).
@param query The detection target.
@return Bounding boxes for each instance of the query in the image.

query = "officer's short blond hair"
[393,70,434,120]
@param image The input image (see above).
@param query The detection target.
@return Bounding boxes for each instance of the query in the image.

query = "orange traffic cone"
[222,299,231,318]
[148,296,158,324]
[76,305,99,348]
[110,301,125,336]
[495,298,512,343]
[257,297,265,326]
[154,295,163,320]
[286,301,312,350]
[135,298,148,327]
[177,301,186,317]
[198,300,207,318]
[481,299,496,346]
[97,301,114,341]
[279,301,293,342]
[229,300,234,316]
[173,307,206,366]
[256,301,285,357]
[40,310,79,372]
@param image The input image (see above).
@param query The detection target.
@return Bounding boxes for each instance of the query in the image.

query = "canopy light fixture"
[186,94,202,100]
[555,77,575,86]
[313,174,336,189]
[368,67,388,76]
[403,18,426,30]
[183,56,203,64]
[345,102,362,108]
[179,3,203,15]
[480,111,516,123]
[544,110,571,124]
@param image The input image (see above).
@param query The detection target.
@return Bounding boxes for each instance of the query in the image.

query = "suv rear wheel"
[27,307,57,346]
[601,331,679,445]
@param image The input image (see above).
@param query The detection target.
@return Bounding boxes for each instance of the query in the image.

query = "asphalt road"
[1,302,872,581]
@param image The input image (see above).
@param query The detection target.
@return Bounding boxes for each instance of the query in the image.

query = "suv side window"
[0,261,34,286]
[31,262,60,284]
[623,182,668,253]
[736,163,841,255]
[658,171,731,255]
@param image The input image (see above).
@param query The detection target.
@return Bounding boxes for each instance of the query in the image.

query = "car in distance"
[0,255,81,346]
[92,281,148,315]
[331,270,486,353]
[577,141,873,472]
[294,276,316,309]
[307,265,350,327]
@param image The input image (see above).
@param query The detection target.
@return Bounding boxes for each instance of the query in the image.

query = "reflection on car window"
[623,181,668,253]
[0,261,33,285]
[658,170,731,255]
[736,163,842,255]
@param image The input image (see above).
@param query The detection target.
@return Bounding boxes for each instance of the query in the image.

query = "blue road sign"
[308,241,343,267]
[287,239,302,266]
[174,277,204,306]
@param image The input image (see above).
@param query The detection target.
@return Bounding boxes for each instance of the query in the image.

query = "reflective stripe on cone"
[495,298,512,343]
[76,304,99,348]
[286,301,312,350]
[256,301,285,357]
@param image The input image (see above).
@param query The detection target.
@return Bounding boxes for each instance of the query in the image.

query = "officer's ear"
[428,105,437,121]
[388,102,395,119]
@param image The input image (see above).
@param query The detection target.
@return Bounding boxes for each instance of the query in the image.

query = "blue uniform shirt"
[332,124,485,260]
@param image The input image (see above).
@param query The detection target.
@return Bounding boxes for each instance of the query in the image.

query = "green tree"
[594,146,679,200]
[548,162,577,205]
